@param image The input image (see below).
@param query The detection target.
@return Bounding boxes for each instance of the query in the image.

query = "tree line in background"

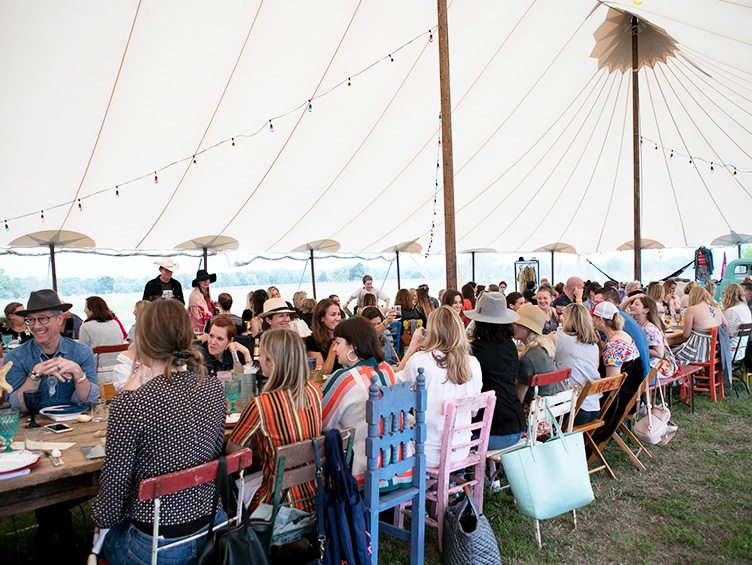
[0,262,429,300]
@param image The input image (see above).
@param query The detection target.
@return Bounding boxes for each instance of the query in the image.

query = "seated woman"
[322,317,405,487]
[126,300,150,343]
[93,299,226,564]
[198,317,251,376]
[622,294,677,380]
[646,282,665,315]
[242,289,268,337]
[662,279,682,322]
[395,305,482,467]
[360,306,399,365]
[440,289,464,318]
[300,298,316,328]
[228,329,322,513]
[721,283,752,363]
[1,302,32,346]
[466,293,525,450]
[674,286,725,365]
[535,286,559,335]
[79,296,127,349]
[505,292,525,312]
[394,289,422,321]
[512,304,566,406]
[555,304,601,425]
[415,286,435,326]
[306,298,343,374]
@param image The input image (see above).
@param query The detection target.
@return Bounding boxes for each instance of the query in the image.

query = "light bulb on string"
[115,186,120,198]
[77,199,83,212]
[689,156,693,164]
[710,162,715,173]
[389,54,394,63]
[192,155,198,167]
[308,100,312,112]
[654,143,658,151]
[4,220,8,232]
[732,166,737,177]
[40,210,45,223]
[669,150,673,159]
[428,31,433,43]
[231,137,236,148]
[154,171,158,184]
[347,77,351,88]
[640,136,643,146]
[269,120,274,133]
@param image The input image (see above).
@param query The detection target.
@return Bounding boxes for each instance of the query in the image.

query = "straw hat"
[514,304,546,335]
[260,297,296,318]
[464,292,519,324]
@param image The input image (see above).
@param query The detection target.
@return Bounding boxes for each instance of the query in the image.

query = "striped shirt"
[322,359,411,489]
[230,381,322,513]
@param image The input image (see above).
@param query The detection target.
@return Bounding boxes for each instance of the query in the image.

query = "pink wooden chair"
[395,390,496,552]
[137,448,253,565]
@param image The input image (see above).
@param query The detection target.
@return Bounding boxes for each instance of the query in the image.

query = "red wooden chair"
[530,368,571,397]
[688,327,725,403]
[93,343,130,400]
[137,448,253,565]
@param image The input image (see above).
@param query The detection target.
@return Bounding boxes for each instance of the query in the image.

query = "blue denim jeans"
[102,509,227,565]
[487,431,523,451]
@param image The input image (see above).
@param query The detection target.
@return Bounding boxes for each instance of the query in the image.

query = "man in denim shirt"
[3,289,98,412]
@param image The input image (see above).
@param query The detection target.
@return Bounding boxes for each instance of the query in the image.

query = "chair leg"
[370,509,379,565]
[534,519,542,549]
[393,502,406,529]
[410,491,425,565]
[572,508,577,530]
[586,434,616,479]
[620,423,652,460]
[612,432,646,471]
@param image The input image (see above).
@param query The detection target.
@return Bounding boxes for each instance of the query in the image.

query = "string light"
[347,77,352,88]
[269,119,274,133]
[231,137,236,147]
[4,220,8,232]
[689,156,693,164]
[710,162,715,173]
[732,166,737,177]
[669,149,673,159]
[308,99,313,112]
[154,171,158,184]
[428,31,433,43]
[115,186,120,198]
[425,134,442,258]
[77,199,83,212]
[654,143,658,150]
[640,136,643,147]
[389,54,394,63]
[40,210,45,223]
[192,155,198,167]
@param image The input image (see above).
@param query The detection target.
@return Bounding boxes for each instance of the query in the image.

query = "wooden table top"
[665,326,687,348]
[0,416,107,496]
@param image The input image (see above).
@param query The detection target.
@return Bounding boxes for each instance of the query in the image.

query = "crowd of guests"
[2,257,752,564]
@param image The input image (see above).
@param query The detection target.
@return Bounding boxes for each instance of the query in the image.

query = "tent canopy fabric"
[1,0,750,256]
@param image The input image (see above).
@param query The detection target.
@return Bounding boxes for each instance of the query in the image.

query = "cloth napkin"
[11,441,76,451]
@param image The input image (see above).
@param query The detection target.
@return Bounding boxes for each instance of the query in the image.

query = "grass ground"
[1,393,750,564]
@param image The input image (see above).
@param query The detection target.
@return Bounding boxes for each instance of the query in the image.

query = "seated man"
[3,289,99,412]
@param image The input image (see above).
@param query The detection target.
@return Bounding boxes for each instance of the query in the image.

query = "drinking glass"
[23,390,42,428]
[91,400,108,423]
[224,379,241,413]
[1,335,12,349]
[0,408,20,452]
[393,305,402,320]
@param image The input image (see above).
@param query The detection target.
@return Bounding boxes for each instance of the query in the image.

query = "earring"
[346,350,358,363]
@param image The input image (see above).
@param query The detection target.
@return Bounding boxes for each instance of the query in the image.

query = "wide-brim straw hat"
[16,289,72,317]
[514,304,546,335]
[260,297,296,318]
[465,292,519,324]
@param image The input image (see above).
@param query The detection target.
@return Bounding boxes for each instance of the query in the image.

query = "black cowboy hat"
[192,269,217,287]
[15,289,73,317]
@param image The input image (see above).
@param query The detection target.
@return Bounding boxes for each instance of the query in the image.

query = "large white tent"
[1,0,750,260]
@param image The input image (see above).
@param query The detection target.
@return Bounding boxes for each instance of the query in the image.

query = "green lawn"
[2,393,751,564]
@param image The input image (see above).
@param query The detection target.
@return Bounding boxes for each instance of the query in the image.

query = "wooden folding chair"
[564,373,626,480]
[253,427,354,553]
[137,448,253,565]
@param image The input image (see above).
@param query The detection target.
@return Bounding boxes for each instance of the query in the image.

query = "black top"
[552,293,573,310]
[471,339,525,436]
[92,370,225,528]
[401,308,422,322]
[305,335,342,373]
[198,341,247,375]
[0,322,33,345]
[143,276,185,304]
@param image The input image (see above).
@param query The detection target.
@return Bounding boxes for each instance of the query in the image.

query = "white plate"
[40,405,87,422]
[0,450,40,473]
[226,413,241,425]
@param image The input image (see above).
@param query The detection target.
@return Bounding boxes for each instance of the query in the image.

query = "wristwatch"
[29,371,42,382]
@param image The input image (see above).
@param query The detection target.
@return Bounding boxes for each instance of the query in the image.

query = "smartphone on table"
[44,423,73,434]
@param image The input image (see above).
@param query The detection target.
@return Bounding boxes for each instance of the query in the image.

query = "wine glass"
[0,408,20,452]
[224,379,241,413]
[23,390,42,428]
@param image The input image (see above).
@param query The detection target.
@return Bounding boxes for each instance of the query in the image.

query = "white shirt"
[395,350,483,468]
[349,287,390,308]
[724,302,752,362]
[554,329,602,413]
[78,319,124,349]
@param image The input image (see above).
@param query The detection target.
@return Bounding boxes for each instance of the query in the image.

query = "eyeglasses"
[12,310,23,316]
[26,314,60,326]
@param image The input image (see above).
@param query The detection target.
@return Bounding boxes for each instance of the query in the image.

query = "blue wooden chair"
[364,368,427,564]
[386,321,402,360]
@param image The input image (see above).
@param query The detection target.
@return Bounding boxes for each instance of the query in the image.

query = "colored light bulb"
[231,137,236,147]
[308,100,312,112]
[269,120,274,133]
[78,199,83,211]
[154,172,158,183]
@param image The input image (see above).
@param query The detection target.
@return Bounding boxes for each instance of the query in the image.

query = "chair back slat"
[92,344,130,355]
[138,448,252,501]
[529,368,571,388]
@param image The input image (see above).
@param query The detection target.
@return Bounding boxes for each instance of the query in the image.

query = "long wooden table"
[0,417,107,518]
[666,326,687,348]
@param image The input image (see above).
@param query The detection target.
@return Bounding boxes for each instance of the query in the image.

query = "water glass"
[24,427,44,450]
[224,378,241,413]
[0,408,20,452]
[91,400,109,423]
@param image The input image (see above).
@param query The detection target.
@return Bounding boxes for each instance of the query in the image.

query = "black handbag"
[198,456,270,565]
[442,487,502,565]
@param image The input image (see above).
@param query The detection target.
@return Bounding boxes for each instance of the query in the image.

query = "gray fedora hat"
[16,289,73,317]
[464,292,519,324]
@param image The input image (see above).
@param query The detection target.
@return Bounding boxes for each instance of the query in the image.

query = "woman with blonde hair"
[396,305,482,468]
[721,283,751,362]
[681,281,696,309]
[555,303,601,425]
[94,299,225,563]
[674,286,725,365]
[622,294,678,380]
[229,328,322,512]
[646,282,665,314]
[513,304,564,405]
[415,286,435,325]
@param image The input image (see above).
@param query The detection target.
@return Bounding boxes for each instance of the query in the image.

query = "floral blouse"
[602,337,639,368]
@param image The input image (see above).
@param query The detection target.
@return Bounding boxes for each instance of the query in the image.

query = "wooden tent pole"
[396,251,402,290]
[310,249,317,300]
[49,243,58,292]
[437,0,457,290]
[631,16,642,281]
[551,250,555,283]
[471,252,476,282]
[203,247,208,270]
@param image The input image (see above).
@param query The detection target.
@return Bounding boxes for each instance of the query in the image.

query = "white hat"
[155,258,179,272]
[592,301,618,320]
[260,297,296,318]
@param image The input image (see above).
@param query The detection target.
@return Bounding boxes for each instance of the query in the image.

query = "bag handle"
[312,437,326,562]
[641,371,655,428]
